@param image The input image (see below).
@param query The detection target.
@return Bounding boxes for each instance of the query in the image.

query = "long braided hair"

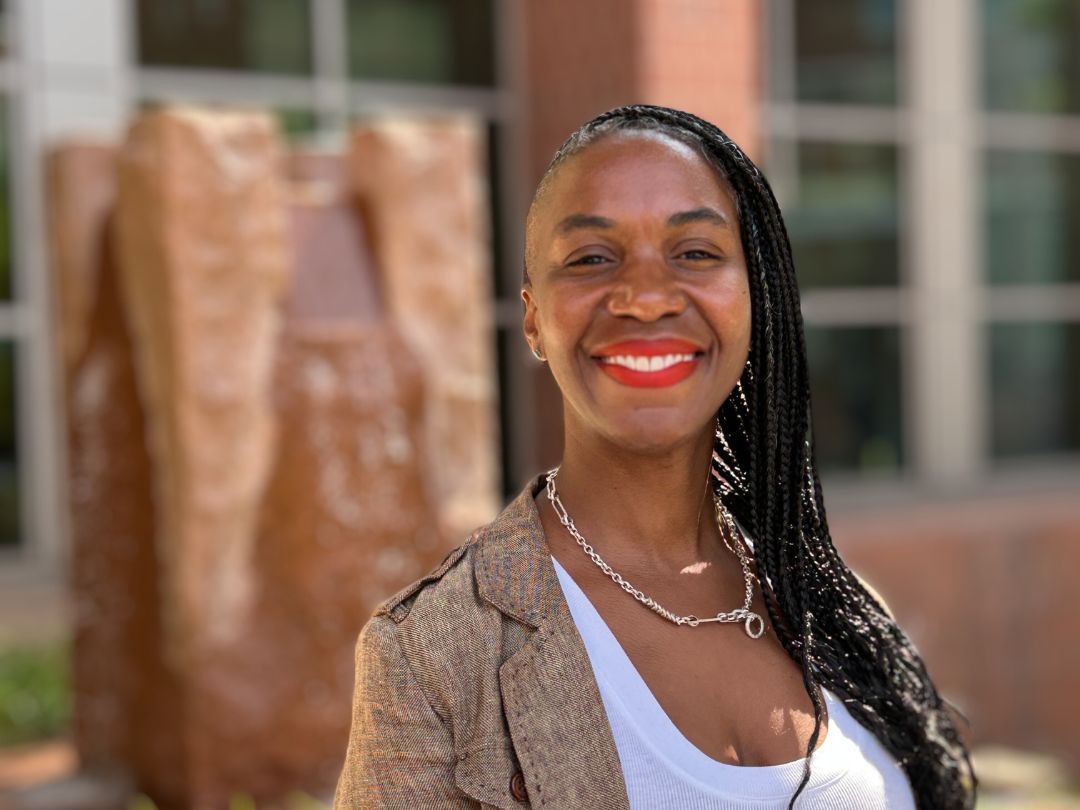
[530,106,976,809]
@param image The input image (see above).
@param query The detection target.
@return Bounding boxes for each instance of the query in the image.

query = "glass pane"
[986,150,1080,284]
[783,142,900,287]
[347,0,494,85]
[0,343,18,546]
[984,0,1080,114]
[0,96,9,301]
[990,323,1080,457]
[0,0,8,58]
[137,0,312,75]
[805,326,902,474]
[795,0,897,105]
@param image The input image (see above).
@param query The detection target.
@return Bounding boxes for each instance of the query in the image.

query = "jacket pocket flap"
[455,740,527,809]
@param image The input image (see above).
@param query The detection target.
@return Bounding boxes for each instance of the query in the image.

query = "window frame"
[767,0,1080,492]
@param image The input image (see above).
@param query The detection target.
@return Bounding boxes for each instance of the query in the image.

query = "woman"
[335,106,976,810]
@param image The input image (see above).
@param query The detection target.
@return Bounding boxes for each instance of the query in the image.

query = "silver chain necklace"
[546,467,766,639]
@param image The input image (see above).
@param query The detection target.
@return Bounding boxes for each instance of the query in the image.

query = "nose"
[605,252,687,322]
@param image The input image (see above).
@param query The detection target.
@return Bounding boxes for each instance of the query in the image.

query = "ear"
[522,285,541,354]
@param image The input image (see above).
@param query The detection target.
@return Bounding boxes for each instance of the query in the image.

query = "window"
[981,1,1080,466]
[346,0,495,85]
[137,0,313,75]
[771,0,1080,484]
[786,142,899,288]
[987,150,1080,285]
[795,0,897,105]
[984,0,1080,114]
[772,0,904,479]
[984,150,1080,457]
[990,323,1080,457]
[805,326,902,473]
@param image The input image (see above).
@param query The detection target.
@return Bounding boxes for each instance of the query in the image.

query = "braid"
[535,106,976,809]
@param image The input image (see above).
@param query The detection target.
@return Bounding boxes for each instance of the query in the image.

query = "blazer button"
[510,771,529,802]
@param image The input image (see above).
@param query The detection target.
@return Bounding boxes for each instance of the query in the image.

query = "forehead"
[538,131,735,221]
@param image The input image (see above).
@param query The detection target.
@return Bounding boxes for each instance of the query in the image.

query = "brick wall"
[832,486,1080,771]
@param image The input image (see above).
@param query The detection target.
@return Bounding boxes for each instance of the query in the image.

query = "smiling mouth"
[592,339,705,388]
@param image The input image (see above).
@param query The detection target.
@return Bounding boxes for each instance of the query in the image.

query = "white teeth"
[600,353,697,371]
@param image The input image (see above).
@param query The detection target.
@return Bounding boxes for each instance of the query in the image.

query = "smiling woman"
[334,107,976,810]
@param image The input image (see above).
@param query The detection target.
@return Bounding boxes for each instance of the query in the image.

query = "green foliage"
[128,797,159,810]
[0,639,70,745]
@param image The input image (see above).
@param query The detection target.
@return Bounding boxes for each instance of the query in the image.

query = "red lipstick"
[592,339,704,388]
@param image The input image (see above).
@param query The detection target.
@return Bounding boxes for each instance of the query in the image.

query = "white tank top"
[553,557,917,810]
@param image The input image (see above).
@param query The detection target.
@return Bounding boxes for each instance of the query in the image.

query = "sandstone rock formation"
[113,108,291,663]
[67,251,185,800]
[57,110,489,809]
[350,118,500,541]
[221,321,443,800]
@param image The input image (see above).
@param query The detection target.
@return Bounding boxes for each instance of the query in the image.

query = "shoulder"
[358,524,529,737]
[374,527,485,625]
[359,480,546,700]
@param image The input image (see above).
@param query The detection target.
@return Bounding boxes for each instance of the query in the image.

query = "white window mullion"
[8,0,61,574]
[310,0,349,141]
[5,0,132,575]
[904,0,986,485]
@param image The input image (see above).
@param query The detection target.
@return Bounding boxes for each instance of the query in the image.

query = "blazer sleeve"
[334,615,477,810]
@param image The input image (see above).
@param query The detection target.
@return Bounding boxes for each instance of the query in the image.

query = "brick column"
[525,0,762,186]
[634,0,762,156]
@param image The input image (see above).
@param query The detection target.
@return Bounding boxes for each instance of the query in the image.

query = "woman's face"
[523,131,751,453]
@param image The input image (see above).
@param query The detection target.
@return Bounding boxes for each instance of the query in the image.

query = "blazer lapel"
[477,479,630,810]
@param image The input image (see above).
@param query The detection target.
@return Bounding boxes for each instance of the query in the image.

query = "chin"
[596,410,710,455]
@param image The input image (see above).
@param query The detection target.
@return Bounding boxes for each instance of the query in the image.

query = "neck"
[552,416,719,566]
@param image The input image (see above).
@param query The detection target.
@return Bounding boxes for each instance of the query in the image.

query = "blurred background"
[0,0,1077,808]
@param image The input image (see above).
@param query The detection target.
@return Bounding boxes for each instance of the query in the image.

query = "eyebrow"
[555,213,616,235]
[554,207,731,236]
[667,207,730,228]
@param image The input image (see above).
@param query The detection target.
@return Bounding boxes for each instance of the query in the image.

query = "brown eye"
[678,249,719,261]
[569,254,611,267]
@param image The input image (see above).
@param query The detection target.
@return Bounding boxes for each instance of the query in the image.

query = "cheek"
[708,280,752,352]
[535,284,597,352]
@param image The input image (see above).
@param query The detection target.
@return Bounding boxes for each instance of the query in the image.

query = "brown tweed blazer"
[334,477,631,810]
